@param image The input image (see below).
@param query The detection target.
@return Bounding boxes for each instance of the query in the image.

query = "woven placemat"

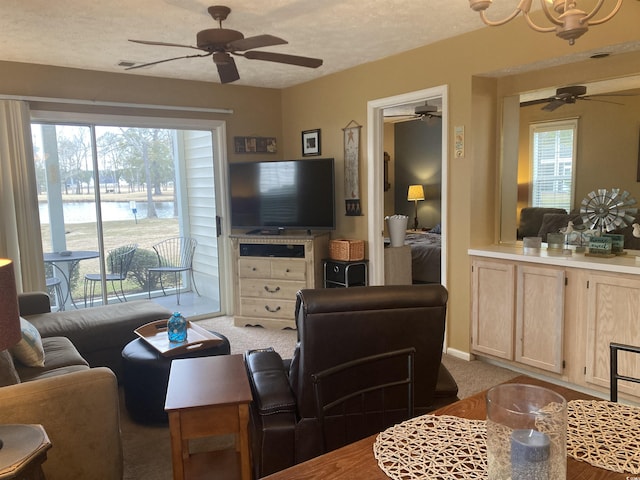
[567,399,640,474]
[373,400,640,479]
[373,414,487,479]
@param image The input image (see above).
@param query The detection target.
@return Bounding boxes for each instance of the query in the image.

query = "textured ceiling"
[0,0,532,89]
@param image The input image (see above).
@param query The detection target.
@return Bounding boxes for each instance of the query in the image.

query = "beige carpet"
[120,316,518,479]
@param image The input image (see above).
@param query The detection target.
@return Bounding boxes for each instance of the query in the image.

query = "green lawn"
[41,216,180,302]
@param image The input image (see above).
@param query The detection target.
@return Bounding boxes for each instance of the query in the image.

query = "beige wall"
[0,60,284,165]
[1,1,639,355]
[278,2,640,354]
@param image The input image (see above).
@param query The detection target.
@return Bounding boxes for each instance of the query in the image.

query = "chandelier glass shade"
[468,0,623,45]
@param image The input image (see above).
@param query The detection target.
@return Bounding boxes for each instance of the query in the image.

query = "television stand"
[230,232,330,329]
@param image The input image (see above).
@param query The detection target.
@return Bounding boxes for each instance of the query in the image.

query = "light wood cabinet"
[515,265,565,373]
[471,258,565,374]
[585,272,640,397]
[470,246,640,402]
[471,259,515,360]
[231,233,329,329]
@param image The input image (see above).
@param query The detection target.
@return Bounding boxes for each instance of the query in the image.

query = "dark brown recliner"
[244,284,459,478]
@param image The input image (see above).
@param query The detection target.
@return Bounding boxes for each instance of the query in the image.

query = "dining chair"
[609,342,640,402]
[147,236,199,305]
[83,244,138,307]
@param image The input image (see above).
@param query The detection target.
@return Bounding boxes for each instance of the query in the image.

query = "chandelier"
[468,0,623,45]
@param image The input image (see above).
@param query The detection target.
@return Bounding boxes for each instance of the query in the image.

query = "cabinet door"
[471,259,516,359]
[515,265,565,373]
[585,273,640,397]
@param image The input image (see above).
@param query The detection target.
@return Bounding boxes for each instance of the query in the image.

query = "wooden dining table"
[262,375,629,480]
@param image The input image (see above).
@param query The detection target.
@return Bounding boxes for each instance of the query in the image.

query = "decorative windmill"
[580,188,637,233]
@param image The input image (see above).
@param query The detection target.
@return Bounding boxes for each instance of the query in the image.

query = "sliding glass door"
[31,114,225,318]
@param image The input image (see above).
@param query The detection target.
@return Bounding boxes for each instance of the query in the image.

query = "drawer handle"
[264,286,281,294]
[286,268,291,273]
[333,266,340,273]
[265,305,281,313]
[252,267,257,271]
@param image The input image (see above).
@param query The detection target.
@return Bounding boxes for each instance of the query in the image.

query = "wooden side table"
[0,424,51,480]
[384,245,412,285]
[165,354,252,480]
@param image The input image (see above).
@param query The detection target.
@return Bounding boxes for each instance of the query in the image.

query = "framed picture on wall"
[234,136,277,154]
[302,129,321,156]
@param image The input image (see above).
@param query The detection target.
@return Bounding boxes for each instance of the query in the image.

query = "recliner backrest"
[290,285,448,421]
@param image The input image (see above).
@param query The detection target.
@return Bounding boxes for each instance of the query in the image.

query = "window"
[29,112,227,317]
[529,119,578,212]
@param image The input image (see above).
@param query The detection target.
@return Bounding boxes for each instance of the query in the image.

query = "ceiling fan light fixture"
[468,0,623,45]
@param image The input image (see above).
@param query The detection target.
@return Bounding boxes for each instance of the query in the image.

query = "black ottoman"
[122,333,231,424]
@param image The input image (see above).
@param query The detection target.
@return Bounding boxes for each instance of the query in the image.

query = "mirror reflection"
[505,77,640,248]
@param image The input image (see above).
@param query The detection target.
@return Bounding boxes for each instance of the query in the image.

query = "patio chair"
[84,244,138,307]
[46,276,65,311]
[147,236,200,305]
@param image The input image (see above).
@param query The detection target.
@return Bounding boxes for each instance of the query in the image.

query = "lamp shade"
[0,259,21,351]
[407,185,425,202]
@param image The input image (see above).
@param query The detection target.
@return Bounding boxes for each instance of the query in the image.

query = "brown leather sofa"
[244,284,459,478]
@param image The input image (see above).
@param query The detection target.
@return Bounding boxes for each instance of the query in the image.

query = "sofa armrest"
[18,292,51,316]
[245,349,296,414]
[0,367,123,480]
[245,349,297,478]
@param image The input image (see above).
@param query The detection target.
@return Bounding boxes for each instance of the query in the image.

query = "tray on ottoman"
[135,320,224,357]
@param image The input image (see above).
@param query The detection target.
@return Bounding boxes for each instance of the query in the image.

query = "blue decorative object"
[167,312,187,343]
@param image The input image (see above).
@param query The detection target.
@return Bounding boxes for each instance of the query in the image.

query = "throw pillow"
[0,349,21,386]
[537,213,583,242]
[10,317,45,368]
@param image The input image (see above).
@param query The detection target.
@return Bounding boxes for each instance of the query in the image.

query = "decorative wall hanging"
[343,120,362,216]
[302,129,321,156]
[234,136,277,154]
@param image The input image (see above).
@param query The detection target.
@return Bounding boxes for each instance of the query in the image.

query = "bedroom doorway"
[366,85,448,287]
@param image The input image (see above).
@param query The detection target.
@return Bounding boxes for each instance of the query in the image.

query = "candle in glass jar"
[511,429,550,480]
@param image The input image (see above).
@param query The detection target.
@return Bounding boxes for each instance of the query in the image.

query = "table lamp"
[407,184,425,231]
[0,259,22,450]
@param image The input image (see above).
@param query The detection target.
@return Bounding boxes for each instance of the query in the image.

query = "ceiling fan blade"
[129,39,202,51]
[542,99,566,112]
[520,98,552,108]
[229,34,288,52]
[217,56,240,84]
[580,97,625,106]
[124,52,212,70]
[242,50,323,68]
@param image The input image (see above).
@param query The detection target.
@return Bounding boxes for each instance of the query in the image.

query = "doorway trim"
[366,85,448,287]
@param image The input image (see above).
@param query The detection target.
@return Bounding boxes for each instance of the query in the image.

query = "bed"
[404,231,441,284]
[385,230,442,284]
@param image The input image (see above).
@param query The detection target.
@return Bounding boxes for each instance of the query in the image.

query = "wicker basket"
[329,239,365,261]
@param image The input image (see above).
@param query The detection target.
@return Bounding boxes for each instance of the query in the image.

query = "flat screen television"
[229,158,335,233]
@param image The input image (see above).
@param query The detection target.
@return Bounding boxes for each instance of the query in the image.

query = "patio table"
[44,250,99,309]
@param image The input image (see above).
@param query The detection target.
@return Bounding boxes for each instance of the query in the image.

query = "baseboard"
[444,347,474,362]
